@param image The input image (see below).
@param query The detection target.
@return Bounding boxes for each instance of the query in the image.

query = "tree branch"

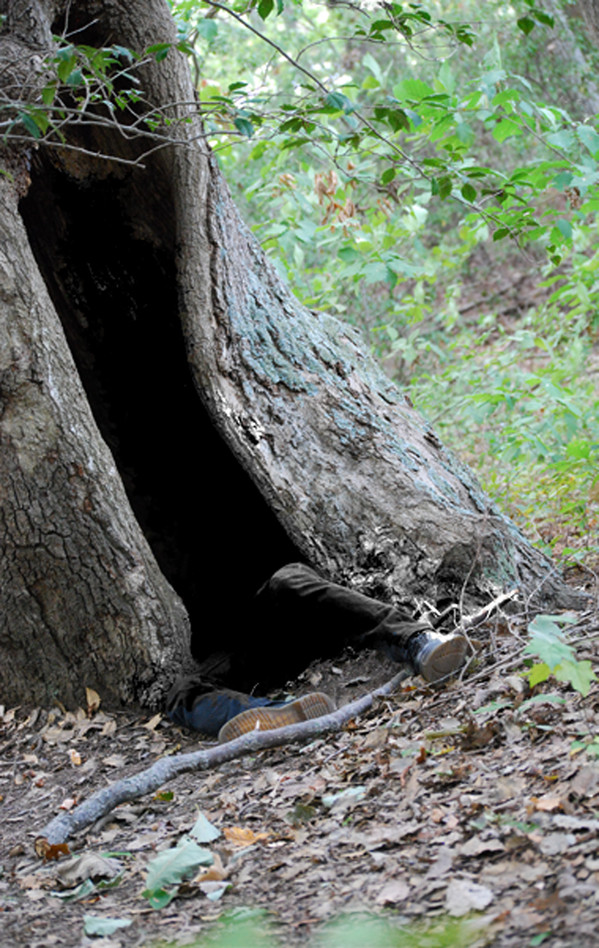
[39,668,411,846]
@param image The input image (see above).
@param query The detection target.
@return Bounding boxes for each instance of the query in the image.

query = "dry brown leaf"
[223,826,270,848]
[86,687,101,715]
[42,726,75,744]
[531,795,563,812]
[103,754,126,768]
[34,837,70,862]
[142,713,162,730]
[376,879,410,904]
[460,836,505,857]
[69,749,82,766]
[445,878,494,917]
[197,852,227,881]
[56,852,122,887]
[58,796,78,811]
[460,719,498,750]
[538,832,576,856]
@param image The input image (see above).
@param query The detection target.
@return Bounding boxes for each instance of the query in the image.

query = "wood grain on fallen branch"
[40,669,411,845]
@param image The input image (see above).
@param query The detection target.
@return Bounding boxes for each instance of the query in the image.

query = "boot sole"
[419,636,468,682]
[218,692,336,743]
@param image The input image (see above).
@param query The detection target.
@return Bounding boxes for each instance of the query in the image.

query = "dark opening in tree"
[20,150,301,670]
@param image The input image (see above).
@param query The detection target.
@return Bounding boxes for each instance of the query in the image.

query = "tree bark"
[0,0,584,710]
[0,177,191,709]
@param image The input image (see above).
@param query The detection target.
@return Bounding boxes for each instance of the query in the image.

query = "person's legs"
[253,563,467,682]
[255,562,432,651]
[167,562,467,741]
[166,674,335,743]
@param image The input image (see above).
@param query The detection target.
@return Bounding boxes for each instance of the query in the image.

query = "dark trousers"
[167,563,428,736]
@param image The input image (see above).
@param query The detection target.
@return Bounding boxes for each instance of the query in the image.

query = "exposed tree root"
[39,669,412,846]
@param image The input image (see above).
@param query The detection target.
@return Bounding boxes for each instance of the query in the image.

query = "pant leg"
[167,562,430,731]
[255,563,429,656]
[168,686,288,737]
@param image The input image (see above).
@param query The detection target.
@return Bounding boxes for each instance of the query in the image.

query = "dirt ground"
[2,586,599,948]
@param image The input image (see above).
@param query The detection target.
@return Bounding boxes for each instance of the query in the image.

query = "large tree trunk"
[0,0,583,710]
[0,177,191,709]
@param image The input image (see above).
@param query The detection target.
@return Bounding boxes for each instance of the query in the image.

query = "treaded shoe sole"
[418,634,468,682]
[218,692,335,743]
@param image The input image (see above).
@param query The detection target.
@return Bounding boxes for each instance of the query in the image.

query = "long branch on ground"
[40,670,412,845]
[39,588,532,846]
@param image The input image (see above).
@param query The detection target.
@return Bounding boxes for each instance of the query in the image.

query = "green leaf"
[393,79,435,102]
[553,170,574,189]
[197,19,218,42]
[257,0,274,20]
[387,108,409,131]
[325,91,352,113]
[66,68,84,86]
[189,812,221,843]
[517,16,535,34]
[52,878,96,902]
[110,44,136,62]
[528,662,551,688]
[145,838,213,893]
[83,917,132,937]
[234,117,254,137]
[555,219,572,240]
[436,175,452,200]
[461,183,476,203]
[18,112,42,139]
[370,19,395,35]
[518,693,566,712]
[147,43,172,62]
[546,129,575,150]
[523,614,577,669]
[56,50,77,82]
[492,119,520,143]
[577,124,599,156]
[534,11,554,27]
[554,659,597,697]
[362,52,383,84]
[42,82,57,106]
[363,261,388,284]
[142,886,175,910]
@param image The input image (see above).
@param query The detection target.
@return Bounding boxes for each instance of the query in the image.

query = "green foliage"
[158,910,487,947]
[2,36,191,147]
[176,0,599,562]
[83,915,132,936]
[142,837,214,909]
[571,735,599,757]
[523,613,597,696]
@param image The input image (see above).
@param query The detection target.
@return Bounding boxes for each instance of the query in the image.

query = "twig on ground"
[460,588,519,630]
[39,669,411,846]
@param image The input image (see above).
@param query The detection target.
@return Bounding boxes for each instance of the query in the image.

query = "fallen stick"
[39,668,411,846]
[460,588,519,629]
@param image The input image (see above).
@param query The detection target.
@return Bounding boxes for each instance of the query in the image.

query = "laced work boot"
[218,692,335,743]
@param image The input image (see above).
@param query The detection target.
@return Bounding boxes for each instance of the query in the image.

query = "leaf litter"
[1,606,599,945]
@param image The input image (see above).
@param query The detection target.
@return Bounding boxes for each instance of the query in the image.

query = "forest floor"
[2,572,599,948]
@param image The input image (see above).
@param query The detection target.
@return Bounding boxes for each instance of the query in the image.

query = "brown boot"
[218,692,335,743]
